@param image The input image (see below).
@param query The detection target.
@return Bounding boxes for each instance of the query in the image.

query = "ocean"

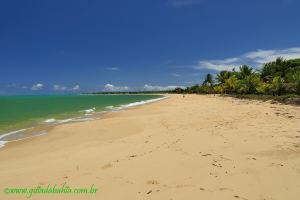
[0,94,164,147]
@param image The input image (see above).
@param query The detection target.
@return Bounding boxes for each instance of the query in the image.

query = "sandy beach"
[0,94,300,200]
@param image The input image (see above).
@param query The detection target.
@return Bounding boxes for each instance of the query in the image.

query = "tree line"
[174,57,300,96]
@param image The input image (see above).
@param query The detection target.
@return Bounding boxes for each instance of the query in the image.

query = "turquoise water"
[0,94,163,135]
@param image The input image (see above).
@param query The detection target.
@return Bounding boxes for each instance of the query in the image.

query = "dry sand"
[0,94,300,200]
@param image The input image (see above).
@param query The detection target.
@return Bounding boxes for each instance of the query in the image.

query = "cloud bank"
[71,85,80,90]
[53,85,67,91]
[103,84,129,92]
[31,83,44,90]
[195,47,300,71]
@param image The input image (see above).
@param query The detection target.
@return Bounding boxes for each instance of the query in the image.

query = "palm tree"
[202,73,214,87]
[239,74,260,94]
[224,76,240,93]
[261,62,274,81]
[261,57,288,81]
[201,73,214,94]
[216,71,232,84]
[271,76,285,96]
[289,70,300,95]
[238,65,253,79]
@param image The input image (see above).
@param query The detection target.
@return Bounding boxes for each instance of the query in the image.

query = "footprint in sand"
[146,180,159,185]
[212,162,222,168]
[146,190,152,194]
[234,195,248,200]
[271,162,284,167]
[101,164,113,169]
[219,187,233,191]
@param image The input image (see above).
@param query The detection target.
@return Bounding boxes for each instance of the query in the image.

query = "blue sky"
[1,0,300,94]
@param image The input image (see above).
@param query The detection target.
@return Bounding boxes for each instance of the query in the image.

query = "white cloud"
[31,83,44,90]
[103,84,129,92]
[71,85,80,90]
[53,85,67,91]
[106,67,120,71]
[244,47,300,64]
[196,59,240,71]
[143,84,185,91]
[195,47,300,71]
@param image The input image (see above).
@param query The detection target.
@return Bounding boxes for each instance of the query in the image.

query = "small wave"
[0,128,28,141]
[119,96,168,109]
[44,118,56,123]
[80,107,96,113]
[0,128,30,148]
[105,105,114,110]
[56,118,76,124]
[6,131,48,143]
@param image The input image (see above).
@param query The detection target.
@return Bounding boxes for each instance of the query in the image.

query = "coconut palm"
[261,57,289,81]
[202,73,214,86]
[224,76,240,93]
[238,74,261,94]
[238,65,253,79]
[216,71,232,84]
[271,76,285,96]
[213,85,225,93]
[289,70,300,95]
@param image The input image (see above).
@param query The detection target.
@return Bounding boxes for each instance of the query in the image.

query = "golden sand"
[0,94,300,200]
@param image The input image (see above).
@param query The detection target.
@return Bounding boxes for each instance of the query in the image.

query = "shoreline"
[0,95,167,149]
[1,94,300,200]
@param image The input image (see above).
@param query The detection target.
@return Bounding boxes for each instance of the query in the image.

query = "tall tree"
[289,70,300,95]
[238,65,253,79]
[216,71,232,84]
[271,76,285,96]
[202,73,214,87]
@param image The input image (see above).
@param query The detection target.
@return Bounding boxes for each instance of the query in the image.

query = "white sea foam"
[45,117,86,125]
[0,128,30,148]
[0,128,28,141]
[81,107,96,113]
[0,141,8,148]
[5,131,48,143]
[56,118,76,124]
[119,96,168,109]
[44,118,56,123]
[105,105,114,109]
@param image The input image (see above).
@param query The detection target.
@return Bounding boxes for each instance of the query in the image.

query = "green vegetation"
[173,57,300,105]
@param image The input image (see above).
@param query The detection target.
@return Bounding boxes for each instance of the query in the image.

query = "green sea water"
[0,94,163,135]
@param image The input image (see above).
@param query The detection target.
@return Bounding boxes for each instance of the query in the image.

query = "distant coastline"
[81,91,172,95]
